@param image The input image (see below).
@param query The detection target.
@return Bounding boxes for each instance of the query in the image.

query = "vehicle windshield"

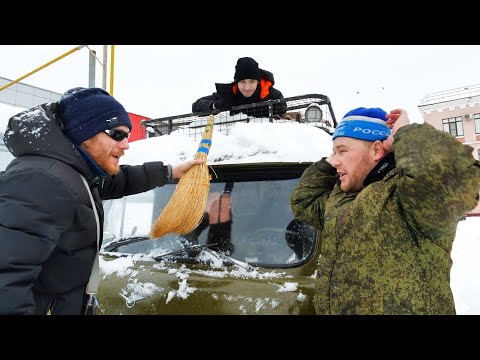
[102,171,316,268]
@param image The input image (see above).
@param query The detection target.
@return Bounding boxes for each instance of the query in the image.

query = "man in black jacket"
[0,87,202,315]
[192,57,286,118]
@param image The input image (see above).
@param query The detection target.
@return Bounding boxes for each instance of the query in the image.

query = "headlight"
[304,103,323,123]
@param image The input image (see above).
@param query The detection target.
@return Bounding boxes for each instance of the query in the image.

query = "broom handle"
[194,115,214,159]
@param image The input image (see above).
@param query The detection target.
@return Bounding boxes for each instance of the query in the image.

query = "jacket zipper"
[46,298,56,315]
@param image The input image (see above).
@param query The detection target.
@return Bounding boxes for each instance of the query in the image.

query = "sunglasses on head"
[104,129,130,141]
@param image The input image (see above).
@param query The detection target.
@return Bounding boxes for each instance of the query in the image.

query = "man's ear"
[372,140,385,161]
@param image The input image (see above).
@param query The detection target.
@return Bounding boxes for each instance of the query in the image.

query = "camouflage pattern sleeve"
[394,123,480,238]
[290,158,338,230]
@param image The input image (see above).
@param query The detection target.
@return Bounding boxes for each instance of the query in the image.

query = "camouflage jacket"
[290,123,480,315]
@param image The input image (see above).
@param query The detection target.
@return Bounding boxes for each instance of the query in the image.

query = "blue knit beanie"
[58,87,132,145]
[332,107,391,142]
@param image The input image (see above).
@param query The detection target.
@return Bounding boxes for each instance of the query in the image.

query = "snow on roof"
[122,121,333,166]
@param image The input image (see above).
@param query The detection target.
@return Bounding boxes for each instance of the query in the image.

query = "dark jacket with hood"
[0,102,170,315]
[291,123,480,315]
[192,69,287,117]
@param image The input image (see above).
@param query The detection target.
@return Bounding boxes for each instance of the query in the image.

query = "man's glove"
[213,95,234,110]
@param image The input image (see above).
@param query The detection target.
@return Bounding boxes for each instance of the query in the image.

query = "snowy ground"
[451,216,480,315]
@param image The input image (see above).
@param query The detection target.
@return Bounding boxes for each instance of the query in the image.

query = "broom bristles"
[150,115,214,239]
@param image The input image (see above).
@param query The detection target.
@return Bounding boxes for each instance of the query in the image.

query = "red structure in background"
[127,112,150,142]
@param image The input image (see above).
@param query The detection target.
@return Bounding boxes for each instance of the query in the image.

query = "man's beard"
[342,154,371,192]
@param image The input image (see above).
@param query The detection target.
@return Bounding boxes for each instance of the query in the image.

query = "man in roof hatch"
[290,107,480,315]
[192,56,287,118]
[0,87,202,315]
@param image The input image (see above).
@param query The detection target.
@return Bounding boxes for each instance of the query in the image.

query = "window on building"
[442,117,464,137]
[474,113,480,134]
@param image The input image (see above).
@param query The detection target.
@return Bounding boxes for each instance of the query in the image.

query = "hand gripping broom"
[150,115,214,239]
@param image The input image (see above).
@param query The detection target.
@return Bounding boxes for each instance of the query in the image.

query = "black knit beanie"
[58,87,132,145]
[234,57,261,83]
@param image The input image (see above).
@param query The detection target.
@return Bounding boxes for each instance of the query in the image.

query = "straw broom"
[150,115,214,239]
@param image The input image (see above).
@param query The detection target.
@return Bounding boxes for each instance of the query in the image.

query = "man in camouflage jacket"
[290,107,480,315]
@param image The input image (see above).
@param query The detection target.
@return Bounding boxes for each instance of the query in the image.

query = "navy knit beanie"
[234,57,261,83]
[332,107,391,142]
[58,87,132,145]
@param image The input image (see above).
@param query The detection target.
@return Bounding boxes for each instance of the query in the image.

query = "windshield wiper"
[203,247,255,271]
[101,236,150,253]
[101,237,254,271]
[152,243,218,261]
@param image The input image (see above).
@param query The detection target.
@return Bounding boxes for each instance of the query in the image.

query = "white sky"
[2,45,480,124]
[1,79,479,314]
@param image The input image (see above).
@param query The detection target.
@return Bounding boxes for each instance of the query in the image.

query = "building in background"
[418,84,480,216]
[0,76,62,108]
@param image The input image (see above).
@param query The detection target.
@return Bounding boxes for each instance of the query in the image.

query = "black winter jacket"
[0,102,170,315]
[192,69,286,117]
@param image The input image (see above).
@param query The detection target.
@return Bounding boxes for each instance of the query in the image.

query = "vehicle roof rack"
[141,94,338,139]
